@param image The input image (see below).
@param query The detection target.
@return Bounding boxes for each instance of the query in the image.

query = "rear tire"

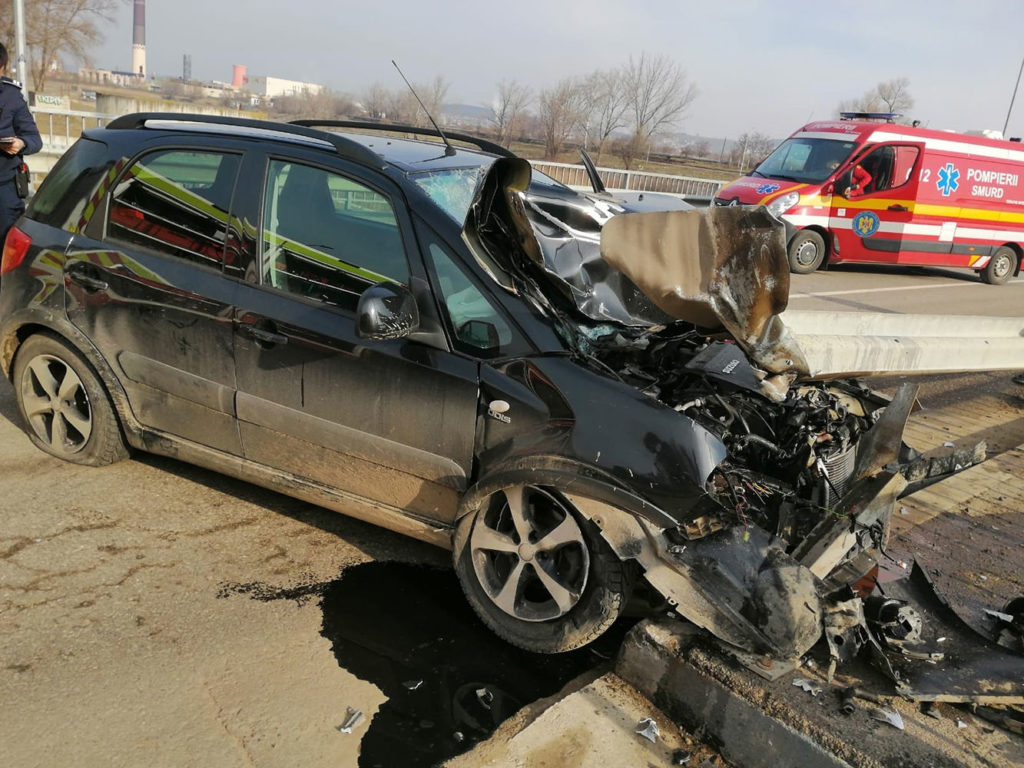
[13,334,129,466]
[454,485,629,653]
[788,230,826,274]
[981,246,1016,285]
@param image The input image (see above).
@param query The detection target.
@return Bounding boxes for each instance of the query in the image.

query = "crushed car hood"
[462,158,1024,386]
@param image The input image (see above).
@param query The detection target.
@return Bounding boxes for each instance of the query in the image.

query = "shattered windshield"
[754,137,859,184]
[408,165,493,224]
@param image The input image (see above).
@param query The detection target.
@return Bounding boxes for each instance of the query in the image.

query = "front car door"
[829,143,923,264]
[230,151,483,525]
[65,145,243,452]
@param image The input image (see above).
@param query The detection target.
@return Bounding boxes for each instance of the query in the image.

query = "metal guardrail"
[25,109,730,204]
[530,160,728,202]
[32,107,115,151]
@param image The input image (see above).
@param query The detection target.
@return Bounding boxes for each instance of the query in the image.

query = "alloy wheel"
[20,354,93,455]
[469,486,590,622]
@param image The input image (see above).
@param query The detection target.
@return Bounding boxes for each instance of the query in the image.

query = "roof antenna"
[391,60,456,156]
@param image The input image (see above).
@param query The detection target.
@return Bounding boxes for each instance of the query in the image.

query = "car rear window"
[27,137,113,231]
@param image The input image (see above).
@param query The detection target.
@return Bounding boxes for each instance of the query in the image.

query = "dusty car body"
[1,116,1021,702]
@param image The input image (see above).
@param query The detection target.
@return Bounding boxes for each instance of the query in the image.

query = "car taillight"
[1,226,32,275]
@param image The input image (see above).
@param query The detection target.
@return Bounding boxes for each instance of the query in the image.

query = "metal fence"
[33,107,114,150]
[530,160,728,203]
[25,109,731,204]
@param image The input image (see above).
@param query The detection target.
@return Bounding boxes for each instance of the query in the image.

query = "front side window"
[261,160,408,310]
[107,150,240,268]
[426,240,529,358]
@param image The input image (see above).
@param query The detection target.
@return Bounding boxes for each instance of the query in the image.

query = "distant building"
[242,75,324,100]
[79,67,144,88]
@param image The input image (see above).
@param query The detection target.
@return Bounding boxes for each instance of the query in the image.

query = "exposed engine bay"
[591,329,883,552]
[461,156,1024,709]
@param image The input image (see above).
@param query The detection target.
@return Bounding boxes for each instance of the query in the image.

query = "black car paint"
[1,121,720,542]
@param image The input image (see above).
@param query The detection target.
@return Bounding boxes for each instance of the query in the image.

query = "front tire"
[788,230,826,274]
[981,246,1017,285]
[454,485,628,653]
[13,334,129,466]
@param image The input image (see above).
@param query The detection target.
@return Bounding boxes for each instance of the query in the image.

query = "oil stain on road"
[221,561,633,767]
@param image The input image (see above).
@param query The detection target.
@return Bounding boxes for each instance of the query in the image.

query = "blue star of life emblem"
[756,183,780,195]
[936,163,960,197]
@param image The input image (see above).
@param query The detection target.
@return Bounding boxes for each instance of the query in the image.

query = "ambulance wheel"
[788,230,826,274]
[981,246,1016,285]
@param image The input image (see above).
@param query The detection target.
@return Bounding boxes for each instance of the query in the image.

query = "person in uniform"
[0,43,41,248]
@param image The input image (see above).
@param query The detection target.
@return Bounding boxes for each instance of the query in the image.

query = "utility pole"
[13,0,29,99]
[1003,55,1024,138]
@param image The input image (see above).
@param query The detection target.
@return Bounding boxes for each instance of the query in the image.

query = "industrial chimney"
[132,0,146,78]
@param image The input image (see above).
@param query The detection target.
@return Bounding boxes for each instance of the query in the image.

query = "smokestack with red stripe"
[132,0,146,78]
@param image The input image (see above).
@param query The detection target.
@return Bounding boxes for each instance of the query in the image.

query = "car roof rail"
[289,119,517,158]
[104,112,386,169]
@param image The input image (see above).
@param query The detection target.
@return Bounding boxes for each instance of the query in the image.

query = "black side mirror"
[356,283,420,341]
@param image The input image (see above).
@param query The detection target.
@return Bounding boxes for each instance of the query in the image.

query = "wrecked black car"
[1,116,1019,700]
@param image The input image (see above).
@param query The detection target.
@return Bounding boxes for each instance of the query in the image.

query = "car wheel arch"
[5,318,143,448]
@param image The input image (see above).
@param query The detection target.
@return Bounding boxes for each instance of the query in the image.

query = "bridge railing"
[25,109,731,204]
[529,160,728,203]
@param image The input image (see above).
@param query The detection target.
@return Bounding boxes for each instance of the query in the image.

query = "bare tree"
[538,77,584,160]
[876,77,914,114]
[579,68,630,163]
[272,89,358,120]
[0,0,126,92]
[730,131,776,167]
[623,53,698,143]
[838,78,914,119]
[491,79,532,147]
[361,83,391,120]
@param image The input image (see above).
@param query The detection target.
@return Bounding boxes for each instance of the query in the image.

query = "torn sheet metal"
[600,207,808,377]
[874,563,1024,704]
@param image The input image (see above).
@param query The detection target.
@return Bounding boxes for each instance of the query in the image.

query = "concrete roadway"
[788,262,1024,316]
[1,265,1022,767]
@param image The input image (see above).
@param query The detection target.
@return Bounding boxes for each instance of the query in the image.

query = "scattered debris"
[337,707,365,734]
[671,749,693,765]
[792,678,823,696]
[872,708,905,730]
[943,441,955,448]
[402,679,423,691]
[899,506,908,515]
[453,731,464,743]
[957,718,968,729]
[475,687,494,710]
[635,717,660,743]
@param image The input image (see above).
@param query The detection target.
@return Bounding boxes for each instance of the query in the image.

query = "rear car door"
[230,150,480,524]
[65,145,243,453]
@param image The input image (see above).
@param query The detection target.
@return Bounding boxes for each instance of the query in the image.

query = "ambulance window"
[892,147,920,189]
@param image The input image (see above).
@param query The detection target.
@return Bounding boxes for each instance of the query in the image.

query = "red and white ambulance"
[715,114,1024,284]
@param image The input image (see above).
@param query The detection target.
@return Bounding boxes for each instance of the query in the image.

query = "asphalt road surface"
[1,265,1022,767]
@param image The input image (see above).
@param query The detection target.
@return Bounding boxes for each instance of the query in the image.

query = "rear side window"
[260,159,409,311]
[27,137,113,231]
[107,149,241,269]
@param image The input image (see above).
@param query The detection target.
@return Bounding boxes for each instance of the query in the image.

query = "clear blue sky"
[93,0,1024,140]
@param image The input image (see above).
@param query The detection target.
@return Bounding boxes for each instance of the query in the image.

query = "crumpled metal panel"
[600,207,809,377]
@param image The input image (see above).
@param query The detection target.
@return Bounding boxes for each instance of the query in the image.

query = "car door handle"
[240,325,288,346]
[888,204,909,212]
[67,270,109,292]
